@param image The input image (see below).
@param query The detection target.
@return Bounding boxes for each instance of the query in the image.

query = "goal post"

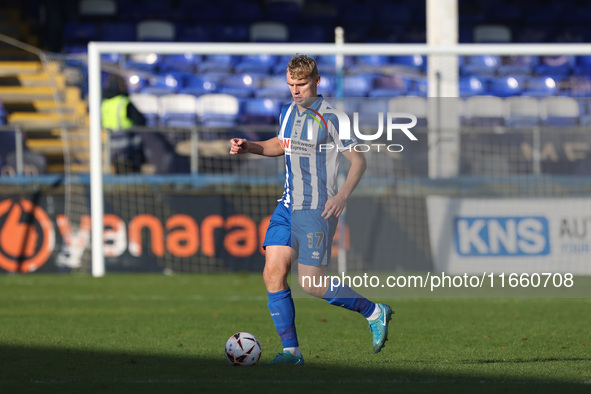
[88,41,591,278]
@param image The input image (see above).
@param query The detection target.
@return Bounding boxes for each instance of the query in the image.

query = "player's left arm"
[321,150,367,219]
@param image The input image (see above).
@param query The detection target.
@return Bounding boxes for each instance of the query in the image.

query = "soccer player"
[229,54,393,365]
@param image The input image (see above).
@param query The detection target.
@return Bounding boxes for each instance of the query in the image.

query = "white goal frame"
[88,41,591,277]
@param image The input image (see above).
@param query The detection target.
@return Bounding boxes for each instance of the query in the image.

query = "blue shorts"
[262,203,291,248]
[263,203,337,267]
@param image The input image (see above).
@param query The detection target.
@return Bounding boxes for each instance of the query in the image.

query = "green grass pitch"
[0,274,589,394]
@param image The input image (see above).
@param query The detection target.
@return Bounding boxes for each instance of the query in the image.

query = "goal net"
[85,42,591,298]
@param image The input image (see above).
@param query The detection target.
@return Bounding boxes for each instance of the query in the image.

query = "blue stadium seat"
[235,55,278,75]
[369,75,408,98]
[123,53,161,73]
[522,76,559,96]
[141,73,185,96]
[217,74,258,98]
[573,55,591,75]
[256,75,291,99]
[460,76,486,97]
[354,55,390,68]
[461,55,500,76]
[487,76,524,97]
[318,74,336,96]
[159,54,201,73]
[497,55,538,76]
[272,55,292,74]
[196,54,239,73]
[100,53,122,66]
[314,55,354,74]
[410,78,428,97]
[391,55,426,72]
[125,74,148,94]
[179,75,217,97]
[535,56,575,77]
[241,98,281,125]
[342,75,372,97]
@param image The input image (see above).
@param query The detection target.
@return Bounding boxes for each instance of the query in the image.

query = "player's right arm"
[229,137,285,157]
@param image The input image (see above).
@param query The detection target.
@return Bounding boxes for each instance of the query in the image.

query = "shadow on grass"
[1,345,589,394]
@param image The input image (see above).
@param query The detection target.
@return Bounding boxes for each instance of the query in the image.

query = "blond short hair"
[287,53,319,80]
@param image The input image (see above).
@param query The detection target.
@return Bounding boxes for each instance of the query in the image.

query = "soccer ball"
[224,332,262,366]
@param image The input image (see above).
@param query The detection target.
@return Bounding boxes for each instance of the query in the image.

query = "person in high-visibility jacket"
[101,74,147,173]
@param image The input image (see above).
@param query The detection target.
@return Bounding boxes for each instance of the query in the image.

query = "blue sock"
[267,288,299,348]
[322,280,375,319]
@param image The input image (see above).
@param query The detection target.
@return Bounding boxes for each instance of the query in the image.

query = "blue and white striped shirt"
[277,97,357,211]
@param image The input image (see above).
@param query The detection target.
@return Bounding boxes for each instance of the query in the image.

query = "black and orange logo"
[0,199,54,273]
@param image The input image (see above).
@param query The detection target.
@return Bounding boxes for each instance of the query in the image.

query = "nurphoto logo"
[306,106,418,152]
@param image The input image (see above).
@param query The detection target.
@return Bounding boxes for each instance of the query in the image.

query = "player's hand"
[229,138,249,155]
[322,195,346,219]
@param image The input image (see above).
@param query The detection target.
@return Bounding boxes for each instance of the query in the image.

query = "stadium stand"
[2,0,591,175]
[0,59,87,174]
